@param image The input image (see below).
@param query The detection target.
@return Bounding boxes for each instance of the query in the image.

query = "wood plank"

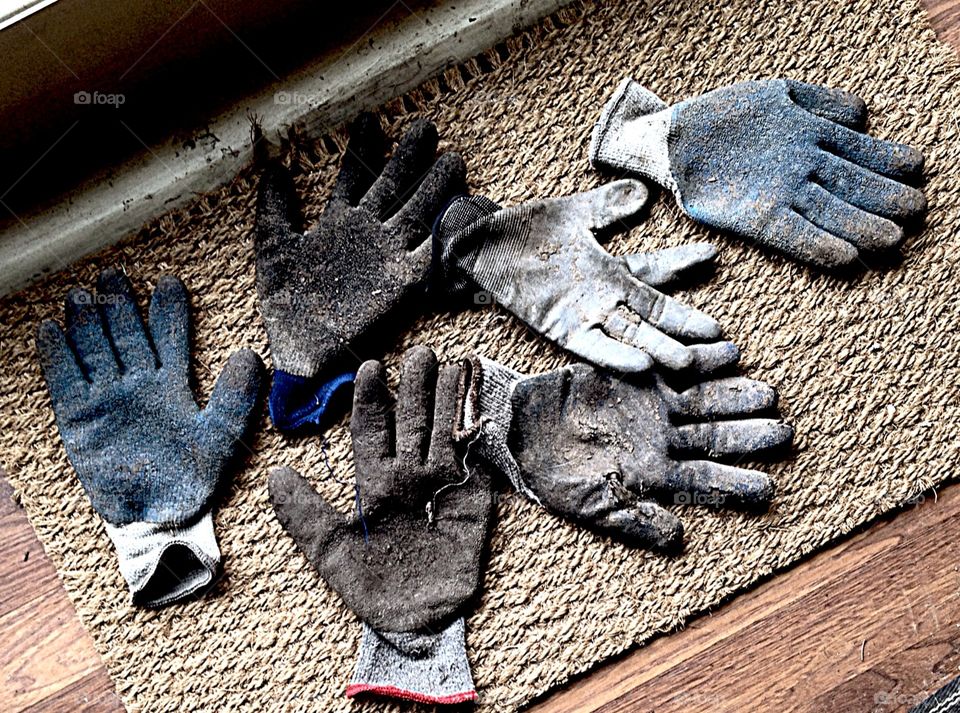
[0,473,122,712]
[18,671,121,713]
[532,484,960,712]
[923,0,960,49]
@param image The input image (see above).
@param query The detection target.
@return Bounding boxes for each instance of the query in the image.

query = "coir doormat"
[2,0,959,709]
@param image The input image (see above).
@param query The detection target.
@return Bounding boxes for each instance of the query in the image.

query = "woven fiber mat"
[2,0,959,709]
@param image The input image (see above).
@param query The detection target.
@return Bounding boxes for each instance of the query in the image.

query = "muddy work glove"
[270,346,493,704]
[461,355,792,551]
[36,268,262,606]
[590,79,926,268]
[255,114,466,431]
[435,181,737,374]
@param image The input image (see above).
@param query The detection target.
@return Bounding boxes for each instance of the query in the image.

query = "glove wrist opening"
[103,512,220,607]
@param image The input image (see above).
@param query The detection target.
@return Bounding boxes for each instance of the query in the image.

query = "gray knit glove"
[461,355,792,551]
[269,346,493,704]
[435,182,738,374]
[36,268,263,606]
[590,78,926,268]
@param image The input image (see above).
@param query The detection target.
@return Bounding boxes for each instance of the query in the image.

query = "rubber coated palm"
[437,181,738,374]
[591,79,926,267]
[673,80,925,265]
[36,268,262,525]
[256,114,466,377]
[510,364,792,550]
[269,347,493,633]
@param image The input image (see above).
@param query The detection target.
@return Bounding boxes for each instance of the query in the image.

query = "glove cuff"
[268,369,355,433]
[103,512,220,607]
[346,618,476,705]
[459,356,540,504]
[434,195,510,300]
[589,78,678,194]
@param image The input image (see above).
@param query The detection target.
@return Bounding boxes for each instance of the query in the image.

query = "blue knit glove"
[36,268,262,606]
[590,79,926,268]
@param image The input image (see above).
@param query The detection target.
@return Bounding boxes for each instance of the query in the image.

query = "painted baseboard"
[0,0,571,296]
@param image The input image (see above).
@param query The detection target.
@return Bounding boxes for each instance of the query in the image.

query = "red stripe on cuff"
[345,683,477,705]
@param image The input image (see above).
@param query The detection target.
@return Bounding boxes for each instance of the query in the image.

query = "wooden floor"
[5,2,960,711]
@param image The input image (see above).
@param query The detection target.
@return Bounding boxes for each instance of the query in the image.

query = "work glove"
[36,267,263,606]
[255,114,466,432]
[434,181,738,374]
[459,355,792,551]
[589,78,926,268]
[269,346,493,704]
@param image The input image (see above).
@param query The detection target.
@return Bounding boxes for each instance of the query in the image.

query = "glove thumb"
[559,179,650,234]
[269,466,345,565]
[624,242,717,287]
[200,349,263,453]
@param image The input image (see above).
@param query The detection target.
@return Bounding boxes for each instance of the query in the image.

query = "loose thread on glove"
[317,436,369,543]
[426,427,483,526]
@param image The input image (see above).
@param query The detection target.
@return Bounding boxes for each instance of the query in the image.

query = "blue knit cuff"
[268,370,355,433]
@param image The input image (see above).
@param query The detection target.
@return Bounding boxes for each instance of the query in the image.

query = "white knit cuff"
[103,513,220,607]
[346,618,476,705]
[589,78,679,195]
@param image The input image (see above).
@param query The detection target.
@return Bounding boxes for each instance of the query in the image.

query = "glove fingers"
[406,239,432,283]
[387,152,467,248]
[623,277,722,341]
[821,122,924,181]
[688,341,740,373]
[97,268,157,372]
[767,210,859,268]
[566,328,654,373]
[670,460,775,507]
[427,362,462,468]
[201,349,263,450]
[351,359,393,460]
[813,153,927,222]
[255,161,301,255]
[796,182,903,253]
[269,466,346,565]
[148,275,191,378]
[623,243,717,287]
[359,119,439,220]
[37,320,87,405]
[673,419,793,455]
[603,312,692,371]
[329,112,388,206]
[785,80,867,129]
[395,346,438,462]
[569,179,649,233]
[65,287,118,380]
[668,376,777,418]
